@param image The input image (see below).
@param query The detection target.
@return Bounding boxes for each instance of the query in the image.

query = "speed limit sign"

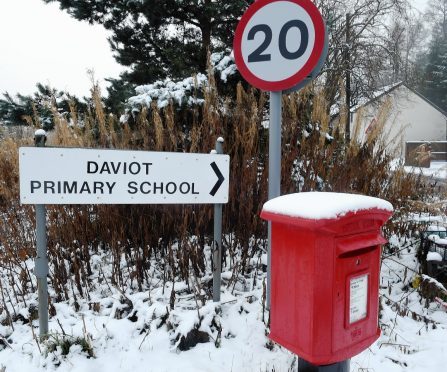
[234,0,326,91]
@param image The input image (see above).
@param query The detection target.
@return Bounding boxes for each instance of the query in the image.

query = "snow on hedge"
[125,52,236,119]
[128,73,208,110]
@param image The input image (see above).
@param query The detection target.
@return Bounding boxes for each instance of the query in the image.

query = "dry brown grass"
[0,77,440,313]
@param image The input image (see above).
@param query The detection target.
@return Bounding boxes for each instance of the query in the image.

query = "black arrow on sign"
[210,162,225,196]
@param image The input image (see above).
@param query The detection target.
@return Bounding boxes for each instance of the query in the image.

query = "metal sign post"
[234,1,350,370]
[234,0,326,309]
[20,142,230,316]
[267,91,282,308]
[34,130,49,337]
[213,137,224,302]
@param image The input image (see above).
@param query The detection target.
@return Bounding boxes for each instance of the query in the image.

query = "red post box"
[261,192,393,365]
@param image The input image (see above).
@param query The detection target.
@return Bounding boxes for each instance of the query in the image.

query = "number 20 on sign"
[234,0,325,91]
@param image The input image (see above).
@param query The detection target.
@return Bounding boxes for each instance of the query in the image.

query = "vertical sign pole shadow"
[267,91,282,309]
[34,130,49,336]
[213,137,224,302]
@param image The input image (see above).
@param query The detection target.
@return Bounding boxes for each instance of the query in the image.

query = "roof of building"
[352,81,447,117]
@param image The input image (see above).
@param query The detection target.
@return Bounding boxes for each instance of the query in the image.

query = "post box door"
[332,234,385,354]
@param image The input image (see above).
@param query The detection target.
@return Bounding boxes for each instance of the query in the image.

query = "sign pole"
[234,0,349,368]
[34,130,49,337]
[267,91,282,309]
[233,0,325,309]
[213,137,224,302]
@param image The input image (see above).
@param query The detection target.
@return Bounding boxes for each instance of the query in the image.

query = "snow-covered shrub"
[123,52,238,122]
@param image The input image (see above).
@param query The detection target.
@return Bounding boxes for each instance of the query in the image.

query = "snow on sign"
[233,0,325,91]
[19,147,229,205]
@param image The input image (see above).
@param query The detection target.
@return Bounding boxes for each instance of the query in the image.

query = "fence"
[405,141,447,167]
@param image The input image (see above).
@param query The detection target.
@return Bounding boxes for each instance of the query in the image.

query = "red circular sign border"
[233,0,325,91]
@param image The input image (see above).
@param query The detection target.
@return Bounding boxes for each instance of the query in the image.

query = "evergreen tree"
[43,0,250,85]
[0,92,33,126]
[104,74,136,114]
[420,0,447,111]
[0,84,86,130]
[422,35,447,111]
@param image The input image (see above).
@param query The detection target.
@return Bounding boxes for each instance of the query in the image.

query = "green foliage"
[44,333,94,358]
[417,0,447,111]
[421,33,447,111]
[104,73,136,114]
[43,0,250,85]
[0,83,87,130]
[0,92,34,126]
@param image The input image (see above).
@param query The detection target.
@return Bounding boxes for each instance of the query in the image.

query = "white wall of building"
[351,84,447,157]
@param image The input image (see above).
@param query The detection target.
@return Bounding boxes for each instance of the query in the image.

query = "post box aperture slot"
[336,233,387,257]
[338,245,376,258]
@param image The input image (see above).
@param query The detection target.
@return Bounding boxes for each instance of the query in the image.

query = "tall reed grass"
[0,78,439,314]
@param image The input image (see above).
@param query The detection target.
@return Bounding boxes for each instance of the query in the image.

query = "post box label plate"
[349,274,368,324]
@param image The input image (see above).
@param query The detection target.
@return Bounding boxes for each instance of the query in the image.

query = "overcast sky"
[0,0,124,98]
[0,0,429,99]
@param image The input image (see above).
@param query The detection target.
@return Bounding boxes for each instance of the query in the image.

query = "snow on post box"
[261,192,393,365]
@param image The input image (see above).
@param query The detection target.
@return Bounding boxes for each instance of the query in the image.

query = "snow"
[34,129,47,137]
[262,192,393,219]
[0,242,294,372]
[1,230,447,371]
[125,52,236,116]
[427,225,447,232]
[213,52,237,83]
[128,73,208,110]
[421,274,447,293]
[330,82,402,117]
[427,234,447,246]
[427,252,443,262]
[404,161,447,180]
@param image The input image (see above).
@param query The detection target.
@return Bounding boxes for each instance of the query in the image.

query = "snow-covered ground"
[1,229,447,372]
[352,234,447,371]
[405,161,447,180]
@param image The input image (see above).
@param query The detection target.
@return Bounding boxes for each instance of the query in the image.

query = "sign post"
[34,130,49,337]
[20,145,230,329]
[213,137,225,302]
[234,1,348,370]
[268,91,282,309]
[234,0,326,308]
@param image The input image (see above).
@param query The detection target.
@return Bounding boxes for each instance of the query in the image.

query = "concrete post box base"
[298,359,350,372]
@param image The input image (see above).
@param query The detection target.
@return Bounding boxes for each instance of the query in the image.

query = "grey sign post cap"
[34,129,47,147]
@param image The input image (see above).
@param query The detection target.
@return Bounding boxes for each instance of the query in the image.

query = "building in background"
[350,82,447,164]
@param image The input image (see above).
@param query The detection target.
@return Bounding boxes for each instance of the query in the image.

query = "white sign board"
[349,274,368,324]
[19,147,229,204]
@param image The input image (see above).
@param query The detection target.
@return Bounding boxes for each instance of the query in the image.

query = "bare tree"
[314,0,410,111]
[425,0,447,37]
[382,6,426,86]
